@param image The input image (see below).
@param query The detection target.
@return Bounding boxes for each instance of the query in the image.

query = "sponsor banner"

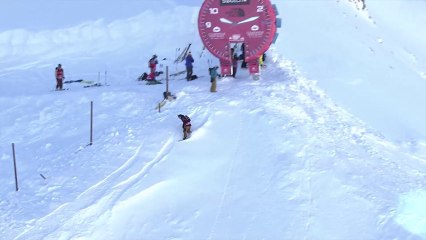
[220,0,250,6]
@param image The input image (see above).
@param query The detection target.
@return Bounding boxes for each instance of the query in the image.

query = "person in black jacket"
[240,43,247,68]
[231,48,238,78]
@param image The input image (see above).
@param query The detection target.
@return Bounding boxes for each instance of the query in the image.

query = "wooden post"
[90,101,93,145]
[12,143,18,191]
[104,71,107,86]
[166,66,169,94]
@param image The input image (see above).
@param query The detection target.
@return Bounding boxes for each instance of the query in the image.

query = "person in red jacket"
[55,64,64,90]
[148,54,158,80]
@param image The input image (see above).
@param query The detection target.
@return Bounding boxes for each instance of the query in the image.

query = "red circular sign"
[198,0,277,62]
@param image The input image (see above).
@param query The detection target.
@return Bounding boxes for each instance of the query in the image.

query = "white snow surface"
[1,0,426,239]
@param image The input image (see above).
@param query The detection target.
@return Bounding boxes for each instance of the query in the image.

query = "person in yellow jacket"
[259,55,264,67]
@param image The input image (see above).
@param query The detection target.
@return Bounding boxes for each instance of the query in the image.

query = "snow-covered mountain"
[1,0,426,239]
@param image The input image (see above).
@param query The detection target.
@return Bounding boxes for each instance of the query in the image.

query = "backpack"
[180,115,190,123]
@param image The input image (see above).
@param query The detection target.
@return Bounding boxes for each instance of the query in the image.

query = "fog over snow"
[1,0,426,239]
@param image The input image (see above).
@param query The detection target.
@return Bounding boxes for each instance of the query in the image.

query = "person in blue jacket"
[185,51,194,81]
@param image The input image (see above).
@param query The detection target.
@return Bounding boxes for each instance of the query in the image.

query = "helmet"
[153,54,157,58]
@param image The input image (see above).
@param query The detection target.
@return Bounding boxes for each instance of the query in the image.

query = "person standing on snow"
[240,43,247,68]
[148,54,158,80]
[185,51,194,81]
[209,66,219,92]
[231,48,238,78]
[178,114,192,140]
[55,64,64,90]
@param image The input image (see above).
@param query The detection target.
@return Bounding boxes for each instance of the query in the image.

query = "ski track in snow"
[9,70,218,239]
[16,137,175,239]
[207,111,243,240]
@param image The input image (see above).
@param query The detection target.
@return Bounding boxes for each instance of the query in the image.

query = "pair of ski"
[174,43,192,64]
[146,80,163,85]
[52,88,69,91]
[64,79,94,84]
[169,70,186,77]
[179,75,204,81]
[84,83,109,88]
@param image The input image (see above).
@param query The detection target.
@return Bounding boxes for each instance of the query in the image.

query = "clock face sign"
[198,0,276,62]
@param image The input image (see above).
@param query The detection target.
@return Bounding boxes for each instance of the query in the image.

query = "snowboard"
[178,131,192,141]
[178,135,192,141]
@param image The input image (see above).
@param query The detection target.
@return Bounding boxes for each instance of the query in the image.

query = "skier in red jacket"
[55,64,64,90]
[148,54,158,80]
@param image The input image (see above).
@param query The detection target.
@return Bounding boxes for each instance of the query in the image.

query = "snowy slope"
[277,0,426,143]
[5,57,426,240]
[1,0,426,239]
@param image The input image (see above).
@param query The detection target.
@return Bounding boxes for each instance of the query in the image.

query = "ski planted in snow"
[174,43,191,64]
[199,45,206,58]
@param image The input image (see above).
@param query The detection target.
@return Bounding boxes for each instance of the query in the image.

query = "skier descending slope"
[177,114,192,140]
